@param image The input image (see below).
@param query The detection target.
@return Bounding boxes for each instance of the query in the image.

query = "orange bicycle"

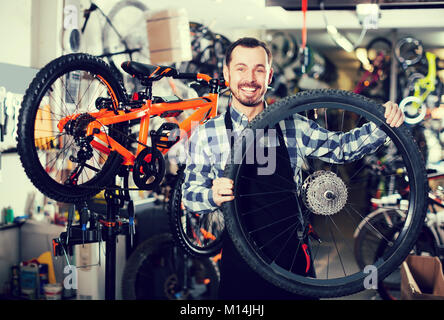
[17,53,227,203]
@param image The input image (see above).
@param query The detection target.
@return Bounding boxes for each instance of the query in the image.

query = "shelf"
[0,221,26,231]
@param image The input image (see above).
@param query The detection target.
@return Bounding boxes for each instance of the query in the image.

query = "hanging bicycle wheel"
[101,0,149,91]
[121,233,219,300]
[222,89,427,298]
[17,53,129,203]
[354,208,437,300]
[168,167,224,257]
[268,31,298,72]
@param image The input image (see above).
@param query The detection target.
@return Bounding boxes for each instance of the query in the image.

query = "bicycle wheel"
[168,166,224,257]
[223,89,427,298]
[354,208,438,300]
[101,0,149,90]
[268,31,298,71]
[353,207,405,270]
[121,233,219,300]
[17,53,128,203]
[376,227,437,300]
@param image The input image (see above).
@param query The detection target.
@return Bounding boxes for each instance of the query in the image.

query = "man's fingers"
[388,108,404,127]
[216,188,233,196]
[384,101,393,118]
[217,195,235,205]
[213,178,234,186]
[394,115,404,127]
[384,101,405,127]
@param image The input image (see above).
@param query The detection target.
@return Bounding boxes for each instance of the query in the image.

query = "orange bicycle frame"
[57,74,221,166]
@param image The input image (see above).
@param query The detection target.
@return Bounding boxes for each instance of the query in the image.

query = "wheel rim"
[179,208,225,255]
[28,65,123,193]
[224,95,426,296]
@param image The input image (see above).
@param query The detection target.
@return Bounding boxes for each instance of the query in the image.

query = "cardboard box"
[146,8,192,65]
[400,255,444,300]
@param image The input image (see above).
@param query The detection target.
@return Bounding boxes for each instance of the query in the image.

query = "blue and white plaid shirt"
[182,104,387,214]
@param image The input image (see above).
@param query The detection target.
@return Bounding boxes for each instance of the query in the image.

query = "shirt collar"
[229,101,268,128]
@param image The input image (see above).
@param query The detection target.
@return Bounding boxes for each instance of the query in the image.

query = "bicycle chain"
[68,121,151,192]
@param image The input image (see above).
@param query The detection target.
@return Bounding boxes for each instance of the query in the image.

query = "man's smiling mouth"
[240,86,260,94]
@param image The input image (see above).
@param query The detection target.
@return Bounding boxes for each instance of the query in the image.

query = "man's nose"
[245,70,256,82]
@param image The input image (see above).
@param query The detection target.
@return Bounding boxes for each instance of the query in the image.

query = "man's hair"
[224,37,272,66]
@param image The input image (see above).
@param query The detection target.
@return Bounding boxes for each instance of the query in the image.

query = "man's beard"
[232,82,264,107]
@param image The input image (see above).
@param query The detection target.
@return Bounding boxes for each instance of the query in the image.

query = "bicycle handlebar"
[173,72,228,88]
[173,73,198,80]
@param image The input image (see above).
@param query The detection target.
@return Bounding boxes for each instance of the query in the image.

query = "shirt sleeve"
[294,115,387,163]
[181,125,219,214]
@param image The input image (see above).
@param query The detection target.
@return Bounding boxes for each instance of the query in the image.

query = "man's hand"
[212,177,234,206]
[384,101,405,127]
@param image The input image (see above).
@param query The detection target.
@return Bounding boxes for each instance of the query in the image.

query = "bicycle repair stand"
[52,175,136,300]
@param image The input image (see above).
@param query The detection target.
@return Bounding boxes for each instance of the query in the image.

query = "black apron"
[218,109,316,300]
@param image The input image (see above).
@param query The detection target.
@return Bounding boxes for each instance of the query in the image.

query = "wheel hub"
[65,113,96,163]
[302,170,348,216]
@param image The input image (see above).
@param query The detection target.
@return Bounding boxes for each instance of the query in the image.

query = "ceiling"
[146,0,444,52]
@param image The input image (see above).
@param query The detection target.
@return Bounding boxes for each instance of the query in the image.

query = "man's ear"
[223,64,229,82]
[268,67,274,85]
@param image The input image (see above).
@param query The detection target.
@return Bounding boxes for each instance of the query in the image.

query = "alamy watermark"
[164,120,278,176]
[64,265,78,290]
[363,265,378,290]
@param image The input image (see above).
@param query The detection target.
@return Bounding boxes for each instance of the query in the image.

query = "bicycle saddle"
[121,61,177,81]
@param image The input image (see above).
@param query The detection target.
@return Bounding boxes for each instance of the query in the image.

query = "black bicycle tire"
[121,233,219,300]
[222,89,428,298]
[168,167,224,257]
[17,53,128,203]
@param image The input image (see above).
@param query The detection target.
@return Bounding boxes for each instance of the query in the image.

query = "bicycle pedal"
[151,122,180,149]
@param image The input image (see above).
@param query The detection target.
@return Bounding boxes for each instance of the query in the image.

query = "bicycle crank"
[301,170,348,216]
[132,147,165,190]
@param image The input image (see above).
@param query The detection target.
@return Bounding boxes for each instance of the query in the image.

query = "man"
[181,37,404,299]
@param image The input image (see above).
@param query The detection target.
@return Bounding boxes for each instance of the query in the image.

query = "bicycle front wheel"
[223,89,428,298]
[168,167,225,257]
[354,208,437,300]
[17,53,128,203]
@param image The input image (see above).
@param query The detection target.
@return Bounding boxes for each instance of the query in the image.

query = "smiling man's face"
[223,45,273,108]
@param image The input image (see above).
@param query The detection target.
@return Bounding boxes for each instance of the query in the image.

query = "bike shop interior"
[0,0,443,303]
